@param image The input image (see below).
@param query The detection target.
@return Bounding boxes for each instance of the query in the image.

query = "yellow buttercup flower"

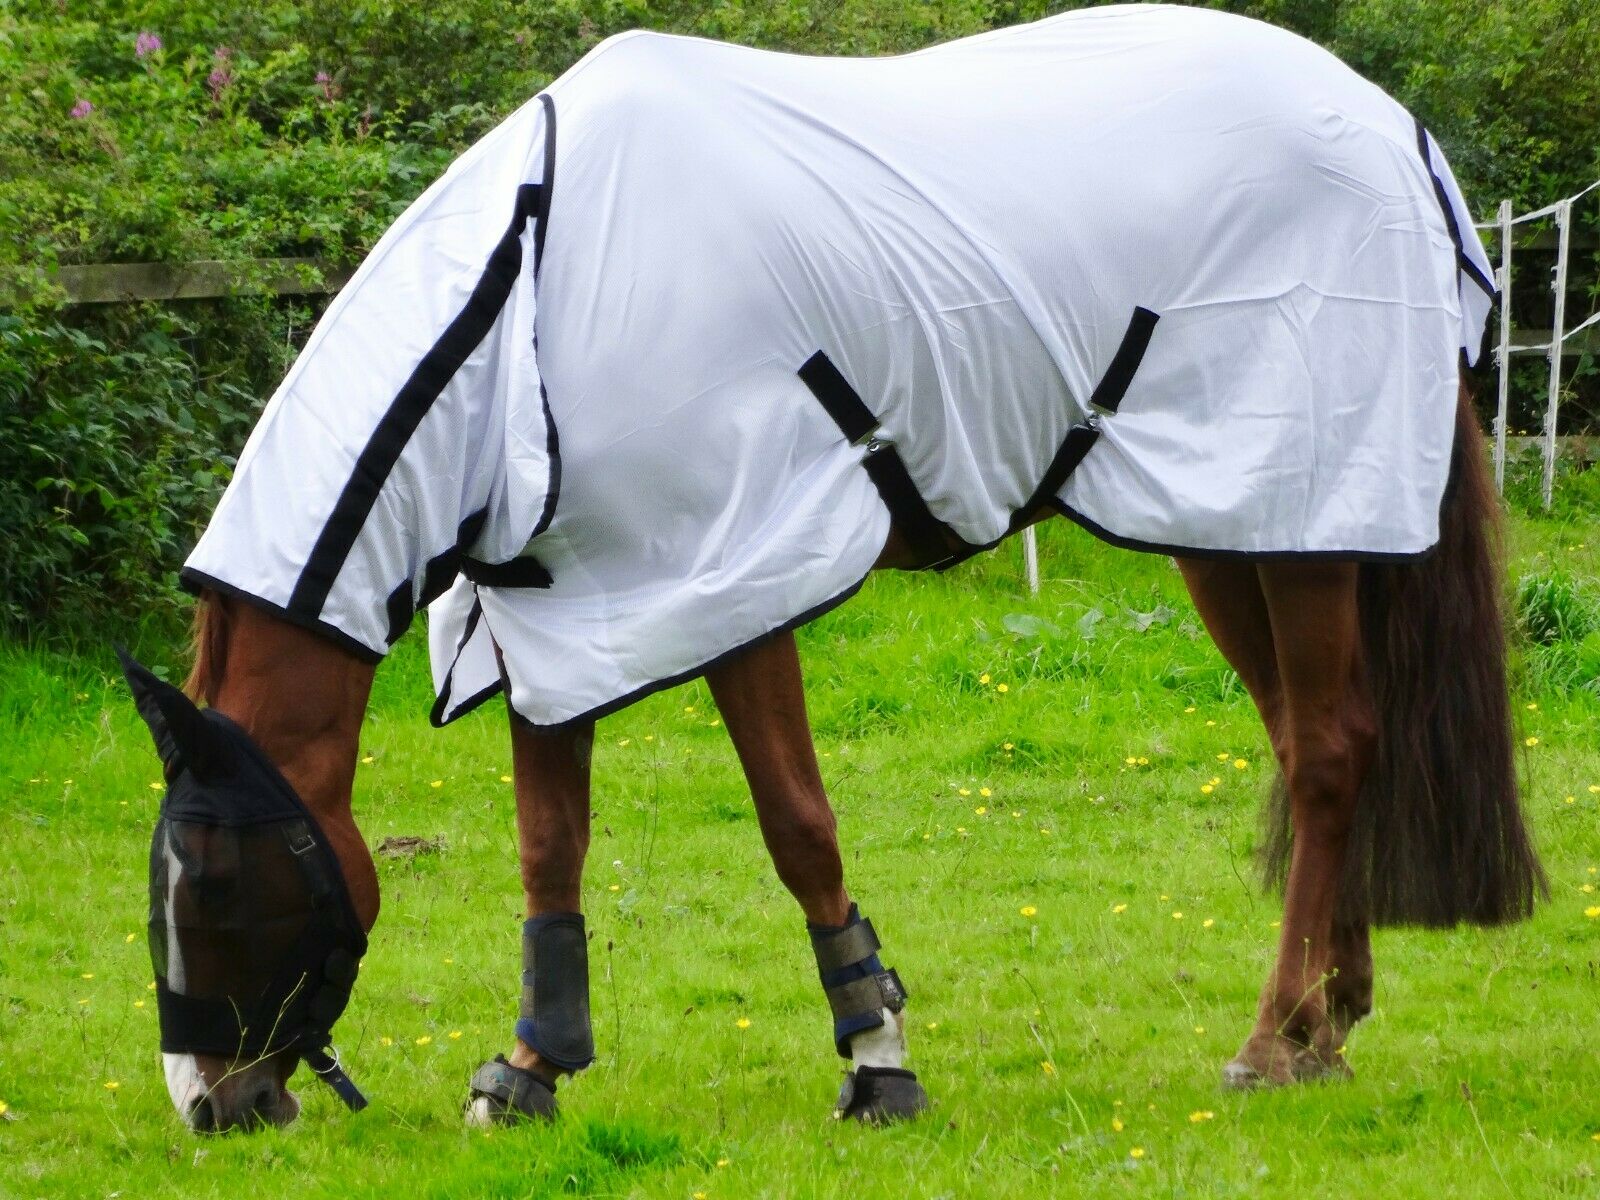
[1202,918,1215,928]
[1524,737,1539,747]
[979,673,991,685]
[996,683,1010,693]
[449,1030,463,1040]
[103,1081,119,1091]
[1189,1110,1215,1122]
[1041,1061,1055,1075]
[979,787,992,798]
[415,1035,433,1046]
[1585,906,1600,919]
[1200,784,1214,795]
[1020,905,1037,918]
[430,780,443,788]
[1111,1117,1124,1132]
[735,1017,751,1029]
[1129,1147,1145,1159]
[1112,903,1127,913]
[1172,911,1184,920]
[500,774,513,783]
[1233,758,1248,770]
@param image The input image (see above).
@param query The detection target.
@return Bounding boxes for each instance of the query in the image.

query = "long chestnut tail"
[1263,382,1547,927]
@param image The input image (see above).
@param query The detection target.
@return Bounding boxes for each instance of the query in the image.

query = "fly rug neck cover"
[185,5,1493,730]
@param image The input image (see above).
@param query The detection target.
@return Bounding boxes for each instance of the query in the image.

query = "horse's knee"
[1284,719,1370,835]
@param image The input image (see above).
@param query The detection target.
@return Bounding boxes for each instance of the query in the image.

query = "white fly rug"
[185,4,1494,728]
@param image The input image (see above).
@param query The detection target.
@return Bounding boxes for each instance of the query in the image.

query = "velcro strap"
[825,968,908,1021]
[303,1046,368,1111]
[811,917,881,975]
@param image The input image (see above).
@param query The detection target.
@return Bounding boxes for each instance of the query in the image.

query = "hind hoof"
[834,1066,929,1124]
[465,1055,558,1125]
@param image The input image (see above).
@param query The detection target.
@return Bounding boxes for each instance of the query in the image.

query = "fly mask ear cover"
[118,648,369,1111]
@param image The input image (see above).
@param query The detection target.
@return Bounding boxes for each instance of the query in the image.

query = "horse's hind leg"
[466,716,595,1125]
[706,630,928,1123]
[1178,558,1375,1087]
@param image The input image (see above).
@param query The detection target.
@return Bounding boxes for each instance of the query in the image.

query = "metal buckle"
[284,820,317,856]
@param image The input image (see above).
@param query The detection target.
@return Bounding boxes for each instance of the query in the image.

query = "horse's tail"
[1264,379,1546,927]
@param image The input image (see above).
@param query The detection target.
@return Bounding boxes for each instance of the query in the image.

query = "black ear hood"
[122,647,369,1110]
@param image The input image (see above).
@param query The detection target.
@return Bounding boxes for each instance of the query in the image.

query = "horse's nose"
[187,1082,276,1133]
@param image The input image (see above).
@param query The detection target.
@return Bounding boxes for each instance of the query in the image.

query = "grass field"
[3,501,1598,1199]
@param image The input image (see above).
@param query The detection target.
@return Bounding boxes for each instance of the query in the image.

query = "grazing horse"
[123,6,1544,1134]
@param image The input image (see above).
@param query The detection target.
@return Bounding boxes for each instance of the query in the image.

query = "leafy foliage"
[1,0,1597,633]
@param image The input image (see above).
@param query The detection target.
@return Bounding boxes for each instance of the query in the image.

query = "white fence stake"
[1493,198,1513,490]
[1542,199,1572,508]
[1023,525,1040,594]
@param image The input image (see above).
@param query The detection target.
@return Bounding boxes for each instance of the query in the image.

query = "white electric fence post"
[1493,198,1513,491]
[1542,199,1572,508]
[1023,525,1040,595]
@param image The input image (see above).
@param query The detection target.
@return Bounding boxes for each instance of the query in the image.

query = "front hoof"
[834,1066,929,1124]
[465,1056,558,1126]
[1222,1036,1352,1091]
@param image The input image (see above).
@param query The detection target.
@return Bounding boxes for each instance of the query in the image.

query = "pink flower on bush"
[134,31,161,59]
[207,49,234,101]
[315,70,340,102]
[70,98,93,119]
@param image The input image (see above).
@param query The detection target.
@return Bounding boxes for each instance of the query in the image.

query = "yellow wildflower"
[1003,742,1014,750]
[1585,906,1600,919]
[1233,758,1248,770]
[1020,905,1038,918]
[1202,918,1215,928]
[1194,1025,1205,1034]
[996,683,1010,693]
[979,673,991,685]
[1172,911,1184,920]
[124,933,136,943]
[1200,784,1214,795]
[430,780,443,788]
[380,1037,393,1047]
[1112,1117,1124,1132]
[1129,1147,1145,1159]
[959,787,972,797]
[1041,1061,1055,1076]
[103,1081,119,1091]
[1189,1110,1215,1122]
[1112,903,1128,913]
[979,786,992,798]
[415,1035,433,1046]
[1524,737,1539,747]
[500,775,513,783]
[449,1031,462,1040]
[361,755,375,765]
[717,1159,731,1168]
[736,1017,751,1030]
[81,973,93,980]
[1184,706,1196,714]
[1124,756,1137,765]
[975,806,988,815]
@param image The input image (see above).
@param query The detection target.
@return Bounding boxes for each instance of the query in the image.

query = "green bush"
[2,0,1597,635]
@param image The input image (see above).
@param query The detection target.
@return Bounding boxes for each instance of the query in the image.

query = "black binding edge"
[180,569,383,664]
[286,180,546,621]
[1088,307,1160,413]
[493,572,873,732]
[1414,119,1496,302]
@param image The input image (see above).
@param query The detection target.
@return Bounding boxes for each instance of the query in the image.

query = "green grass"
[3,513,1599,1199]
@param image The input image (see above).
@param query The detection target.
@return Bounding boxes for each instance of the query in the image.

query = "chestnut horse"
[140,386,1544,1132]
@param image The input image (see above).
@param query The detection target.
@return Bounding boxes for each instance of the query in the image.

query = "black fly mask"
[119,649,368,1110]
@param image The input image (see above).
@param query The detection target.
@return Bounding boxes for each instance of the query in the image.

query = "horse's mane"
[184,590,230,705]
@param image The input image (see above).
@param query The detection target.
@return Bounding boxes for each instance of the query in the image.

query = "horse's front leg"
[706,630,929,1123]
[466,715,595,1124]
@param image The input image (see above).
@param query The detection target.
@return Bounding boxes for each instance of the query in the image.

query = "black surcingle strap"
[809,905,907,1058]
[514,912,595,1071]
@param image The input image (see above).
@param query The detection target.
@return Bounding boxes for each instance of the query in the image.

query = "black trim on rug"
[1050,499,1438,564]
[483,573,875,732]
[1414,119,1497,303]
[180,569,384,665]
[428,593,493,727]
[384,509,491,645]
[287,169,551,622]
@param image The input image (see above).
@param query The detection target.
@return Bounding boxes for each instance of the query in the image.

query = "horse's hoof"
[1290,1045,1354,1083]
[465,1055,558,1125]
[834,1066,929,1124]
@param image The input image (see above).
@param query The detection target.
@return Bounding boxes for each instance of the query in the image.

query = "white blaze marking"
[164,1052,206,1117]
